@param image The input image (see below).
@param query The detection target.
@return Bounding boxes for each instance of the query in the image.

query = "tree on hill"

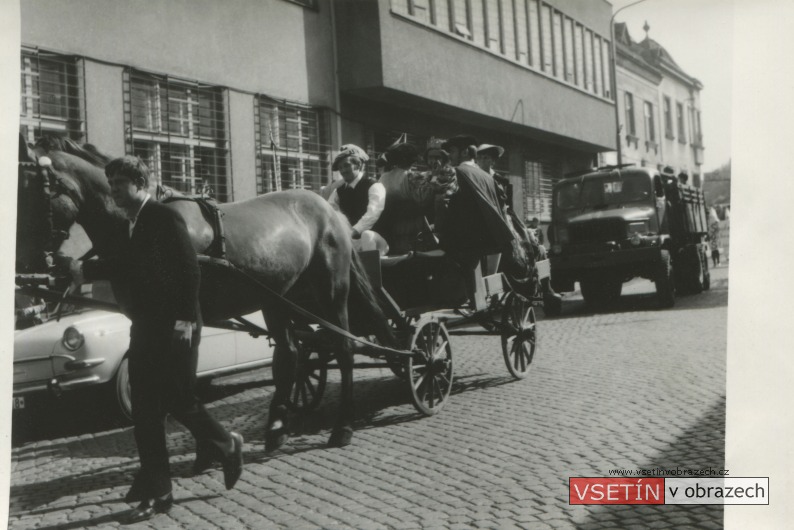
[703,160,731,206]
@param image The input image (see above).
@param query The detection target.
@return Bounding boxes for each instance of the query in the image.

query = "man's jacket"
[83,200,200,328]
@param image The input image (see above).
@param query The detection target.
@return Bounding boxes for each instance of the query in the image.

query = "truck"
[547,165,710,308]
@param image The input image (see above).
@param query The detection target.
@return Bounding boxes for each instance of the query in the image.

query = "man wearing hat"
[476,143,512,211]
[434,135,514,260]
[327,144,389,255]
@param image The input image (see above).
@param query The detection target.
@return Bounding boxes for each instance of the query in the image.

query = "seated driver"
[327,144,389,255]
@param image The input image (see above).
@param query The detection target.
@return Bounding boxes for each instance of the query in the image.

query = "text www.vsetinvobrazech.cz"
[608,467,729,477]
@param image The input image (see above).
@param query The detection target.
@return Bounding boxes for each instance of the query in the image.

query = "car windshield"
[14,282,111,330]
[555,174,652,211]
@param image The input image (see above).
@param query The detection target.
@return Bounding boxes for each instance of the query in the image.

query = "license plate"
[13,396,25,410]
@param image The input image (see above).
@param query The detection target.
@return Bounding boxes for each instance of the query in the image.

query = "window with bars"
[528,0,541,68]
[19,48,85,144]
[255,97,330,195]
[593,35,603,96]
[125,70,230,201]
[583,29,594,92]
[523,157,555,222]
[601,39,612,98]
[563,17,575,83]
[574,24,584,88]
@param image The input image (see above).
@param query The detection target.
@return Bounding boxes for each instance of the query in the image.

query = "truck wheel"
[655,250,675,308]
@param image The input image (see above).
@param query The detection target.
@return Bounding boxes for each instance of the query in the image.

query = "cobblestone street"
[9,266,729,529]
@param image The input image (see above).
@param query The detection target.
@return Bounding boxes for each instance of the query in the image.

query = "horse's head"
[16,135,114,272]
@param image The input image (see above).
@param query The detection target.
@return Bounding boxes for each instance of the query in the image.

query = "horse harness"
[161,195,228,260]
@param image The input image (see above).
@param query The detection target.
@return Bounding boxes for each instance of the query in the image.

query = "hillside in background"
[703,160,731,206]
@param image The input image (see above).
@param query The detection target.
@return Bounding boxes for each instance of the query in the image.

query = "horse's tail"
[347,251,396,348]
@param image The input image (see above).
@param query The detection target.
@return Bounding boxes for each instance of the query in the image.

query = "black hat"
[384,143,419,169]
[441,135,478,151]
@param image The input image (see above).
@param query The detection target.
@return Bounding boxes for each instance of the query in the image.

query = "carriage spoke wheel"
[501,292,537,380]
[285,326,328,413]
[406,318,453,416]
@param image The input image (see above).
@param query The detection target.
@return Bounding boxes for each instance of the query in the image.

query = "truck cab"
[548,166,710,308]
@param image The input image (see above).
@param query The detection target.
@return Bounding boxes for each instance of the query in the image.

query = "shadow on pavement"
[577,397,726,528]
[546,276,728,319]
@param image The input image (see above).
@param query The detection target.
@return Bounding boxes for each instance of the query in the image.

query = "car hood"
[14,310,129,360]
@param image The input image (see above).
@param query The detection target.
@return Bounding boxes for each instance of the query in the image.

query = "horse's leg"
[311,254,355,448]
[263,308,298,453]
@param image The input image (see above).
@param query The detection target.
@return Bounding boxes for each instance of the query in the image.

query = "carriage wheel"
[285,326,328,413]
[406,317,454,416]
[501,292,537,380]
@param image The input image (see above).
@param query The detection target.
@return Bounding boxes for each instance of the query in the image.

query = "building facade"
[19,0,617,222]
[603,22,705,187]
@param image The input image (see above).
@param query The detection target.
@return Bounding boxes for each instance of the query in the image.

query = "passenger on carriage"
[326,144,390,255]
[371,143,437,255]
[475,143,511,212]
[433,135,515,264]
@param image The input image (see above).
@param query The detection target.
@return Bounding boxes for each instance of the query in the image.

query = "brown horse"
[17,136,394,450]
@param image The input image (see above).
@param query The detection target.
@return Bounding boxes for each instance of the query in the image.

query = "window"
[515,0,529,63]
[593,35,603,96]
[19,48,85,143]
[408,0,431,24]
[523,156,555,222]
[500,0,516,59]
[528,0,541,68]
[552,11,564,78]
[574,24,584,87]
[126,70,230,201]
[663,96,673,138]
[452,0,474,39]
[643,101,656,143]
[434,0,451,31]
[676,101,686,142]
[602,40,612,98]
[540,4,553,73]
[484,0,502,52]
[624,92,636,137]
[583,29,594,92]
[255,97,330,195]
[563,17,575,83]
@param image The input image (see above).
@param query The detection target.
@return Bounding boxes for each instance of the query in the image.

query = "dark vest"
[337,177,375,226]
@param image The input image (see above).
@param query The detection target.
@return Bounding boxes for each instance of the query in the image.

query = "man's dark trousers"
[128,318,230,498]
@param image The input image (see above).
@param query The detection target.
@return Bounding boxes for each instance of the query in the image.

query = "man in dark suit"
[69,156,243,524]
[435,135,514,261]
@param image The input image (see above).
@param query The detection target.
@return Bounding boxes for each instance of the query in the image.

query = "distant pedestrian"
[528,217,544,246]
[678,171,689,185]
[709,207,721,267]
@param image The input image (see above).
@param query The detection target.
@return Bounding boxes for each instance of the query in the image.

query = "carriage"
[15,136,549,448]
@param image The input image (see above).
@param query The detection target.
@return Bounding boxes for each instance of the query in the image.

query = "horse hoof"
[327,427,353,448]
[265,429,289,454]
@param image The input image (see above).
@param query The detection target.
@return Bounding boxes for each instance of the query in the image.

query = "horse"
[16,135,395,450]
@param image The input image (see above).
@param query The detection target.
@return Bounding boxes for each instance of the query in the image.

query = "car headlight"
[557,228,569,244]
[62,326,85,351]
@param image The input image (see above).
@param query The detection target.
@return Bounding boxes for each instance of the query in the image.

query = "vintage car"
[13,283,273,419]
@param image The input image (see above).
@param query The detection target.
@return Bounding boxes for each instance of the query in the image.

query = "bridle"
[17,154,81,269]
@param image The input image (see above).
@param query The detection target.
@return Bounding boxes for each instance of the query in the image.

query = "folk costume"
[82,198,241,504]
[373,143,436,255]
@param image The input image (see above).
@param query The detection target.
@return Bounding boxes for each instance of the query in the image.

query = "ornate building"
[603,21,705,186]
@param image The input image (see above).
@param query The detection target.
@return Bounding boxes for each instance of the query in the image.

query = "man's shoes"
[222,432,244,490]
[123,493,173,524]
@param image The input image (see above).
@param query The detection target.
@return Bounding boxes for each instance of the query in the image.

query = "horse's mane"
[34,136,113,168]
